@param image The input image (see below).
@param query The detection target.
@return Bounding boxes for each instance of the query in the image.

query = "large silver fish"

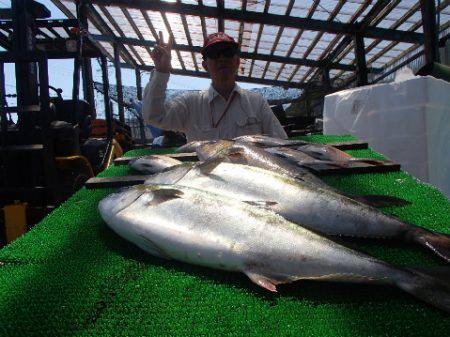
[267,146,387,170]
[233,135,308,147]
[197,140,329,188]
[99,184,450,312]
[145,160,450,263]
[177,136,307,154]
[198,141,409,207]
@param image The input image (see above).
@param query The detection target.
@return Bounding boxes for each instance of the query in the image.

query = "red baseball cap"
[201,32,239,56]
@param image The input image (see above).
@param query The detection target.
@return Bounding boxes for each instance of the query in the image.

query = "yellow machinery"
[3,202,27,244]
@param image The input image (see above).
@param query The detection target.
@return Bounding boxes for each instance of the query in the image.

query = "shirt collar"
[208,83,242,103]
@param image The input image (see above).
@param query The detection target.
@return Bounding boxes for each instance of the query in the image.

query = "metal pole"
[0,62,6,147]
[72,1,84,124]
[321,67,331,93]
[135,68,145,143]
[82,58,95,116]
[353,33,368,86]
[135,68,142,100]
[419,0,439,64]
[12,0,39,109]
[101,55,113,141]
[38,56,60,204]
[79,1,96,115]
[113,43,125,123]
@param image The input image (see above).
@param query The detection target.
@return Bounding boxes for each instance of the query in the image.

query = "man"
[142,32,287,142]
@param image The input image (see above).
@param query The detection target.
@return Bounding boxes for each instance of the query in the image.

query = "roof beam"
[85,0,424,44]
[0,19,79,29]
[248,0,270,78]
[305,0,395,85]
[90,33,369,72]
[0,31,11,50]
[120,62,309,89]
[420,0,439,63]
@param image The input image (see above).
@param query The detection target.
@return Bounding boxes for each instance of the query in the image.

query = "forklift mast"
[13,0,50,109]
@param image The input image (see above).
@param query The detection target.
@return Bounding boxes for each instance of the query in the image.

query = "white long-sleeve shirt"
[142,71,288,142]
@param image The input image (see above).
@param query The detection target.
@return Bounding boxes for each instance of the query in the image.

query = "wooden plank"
[327,140,368,150]
[304,160,400,175]
[85,175,149,189]
[114,153,198,165]
[114,142,368,166]
[0,144,44,152]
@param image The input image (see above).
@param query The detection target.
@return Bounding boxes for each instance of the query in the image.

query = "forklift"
[0,0,125,246]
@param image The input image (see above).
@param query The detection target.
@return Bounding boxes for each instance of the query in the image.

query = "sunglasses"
[204,47,238,60]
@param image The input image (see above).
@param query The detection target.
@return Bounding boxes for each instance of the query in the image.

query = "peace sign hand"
[150,31,173,73]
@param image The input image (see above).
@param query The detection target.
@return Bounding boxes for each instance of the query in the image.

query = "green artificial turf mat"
[0,135,449,336]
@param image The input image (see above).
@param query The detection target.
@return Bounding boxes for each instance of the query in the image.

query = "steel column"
[113,43,125,123]
[100,55,113,141]
[419,0,439,63]
[38,56,60,204]
[0,62,6,147]
[135,68,142,101]
[322,67,331,93]
[354,34,368,86]
[79,1,96,115]
[134,69,144,143]
[72,1,84,125]
[12,0,38,109]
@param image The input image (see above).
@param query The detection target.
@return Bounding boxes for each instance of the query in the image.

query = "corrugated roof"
[45,0,449,88]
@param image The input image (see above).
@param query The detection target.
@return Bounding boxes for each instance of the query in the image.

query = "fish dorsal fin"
[245,271,279,292]
[148,188,184,206]
[243,200,278,211]
[195,156,229,176]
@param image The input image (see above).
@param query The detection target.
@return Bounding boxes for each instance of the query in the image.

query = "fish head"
[98,185,150,224]
[129,156,160,173]
[129,155,182,174]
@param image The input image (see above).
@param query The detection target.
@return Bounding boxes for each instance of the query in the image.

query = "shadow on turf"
[99,223,448,315]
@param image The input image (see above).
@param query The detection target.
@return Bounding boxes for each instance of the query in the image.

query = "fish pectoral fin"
[245,271,279,292]
[137,235,172,260]
[148,188,184,206]
[243,200,278,211]
[349,158,386,166]
[195,156,229,175]
[225,149,248,164]
[349,194,411,207]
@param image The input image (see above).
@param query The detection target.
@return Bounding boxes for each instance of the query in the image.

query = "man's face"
[202,43,240,84]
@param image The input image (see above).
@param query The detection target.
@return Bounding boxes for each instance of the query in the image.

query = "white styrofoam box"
[323,75,450,198]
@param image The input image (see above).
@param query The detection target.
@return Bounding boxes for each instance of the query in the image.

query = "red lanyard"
[210,91,236,129]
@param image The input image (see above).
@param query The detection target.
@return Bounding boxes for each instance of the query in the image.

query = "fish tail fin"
[406,227,450,263]
[393,268,450,313]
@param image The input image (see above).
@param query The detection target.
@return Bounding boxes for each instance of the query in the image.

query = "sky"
[1,0,264,109]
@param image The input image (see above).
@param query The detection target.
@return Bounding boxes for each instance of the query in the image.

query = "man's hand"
[151,31,173,73]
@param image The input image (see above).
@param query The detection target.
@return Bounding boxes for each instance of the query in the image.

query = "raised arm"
[142,32,188,132]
